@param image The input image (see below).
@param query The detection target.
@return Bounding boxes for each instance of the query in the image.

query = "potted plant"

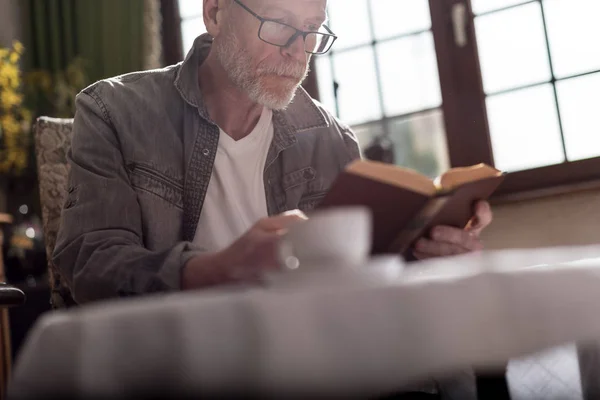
[0,41,32,181]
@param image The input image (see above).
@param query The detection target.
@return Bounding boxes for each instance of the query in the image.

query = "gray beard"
[214,32,307,110]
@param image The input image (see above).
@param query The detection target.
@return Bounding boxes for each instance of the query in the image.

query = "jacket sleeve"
[339,124,363,162]
[53,88,204,304]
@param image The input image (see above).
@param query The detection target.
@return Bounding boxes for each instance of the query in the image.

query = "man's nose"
[281,34,307,63]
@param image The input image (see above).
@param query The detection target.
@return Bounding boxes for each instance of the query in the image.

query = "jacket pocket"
[127,162,184,210]
[282,166,316,191]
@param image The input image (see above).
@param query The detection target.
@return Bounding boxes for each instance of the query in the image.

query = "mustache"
[256,61,308,79]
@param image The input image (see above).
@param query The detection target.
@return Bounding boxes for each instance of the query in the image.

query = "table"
[9,245,600,399]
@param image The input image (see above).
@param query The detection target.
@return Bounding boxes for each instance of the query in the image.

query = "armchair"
[32,117,76,308]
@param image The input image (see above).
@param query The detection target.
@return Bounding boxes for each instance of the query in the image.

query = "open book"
[316,160,505,257]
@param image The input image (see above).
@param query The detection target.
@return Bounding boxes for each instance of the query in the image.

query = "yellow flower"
[13,41,24,54]
[0,68,21,91]
[9,51,20,64]
[0,41,31,175]
[0,90,23,110]
[1,63,19,83]
[0,115,21,134]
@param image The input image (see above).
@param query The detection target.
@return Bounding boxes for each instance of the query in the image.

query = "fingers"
[227,231,281,281]
[256,209,308,232]
[412,250,435,260]
[430,226,483,251]
[413,201,492,260]
[246,230,282,268]
[414,237,481,258]
[412,225,484,259]
[467,201,493,236]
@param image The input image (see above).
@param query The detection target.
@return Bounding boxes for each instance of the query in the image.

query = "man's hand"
[182,210,308,289]
[412,200,493,260]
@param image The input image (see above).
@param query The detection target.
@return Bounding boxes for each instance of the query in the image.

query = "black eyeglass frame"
[232,0,338,55]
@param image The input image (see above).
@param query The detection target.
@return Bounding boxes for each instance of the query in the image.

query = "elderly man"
[54,0,492,304]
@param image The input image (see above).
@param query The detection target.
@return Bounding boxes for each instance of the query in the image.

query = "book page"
[346,160,437,197]
[435,164,502,191]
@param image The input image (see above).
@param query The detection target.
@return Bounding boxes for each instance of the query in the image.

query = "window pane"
[557,73,600,161]
[332,47,382,125]
[181,18,206,54]
[544,0,600,78]
[315,56,337,116]
[471,0,530,15]
[370,0,431,40]
[475,3,551,94]
[487,85,565,172]
[327,0,372,50]
[388,110,449,178]
[376,32,442,116]
[178,0,203,19]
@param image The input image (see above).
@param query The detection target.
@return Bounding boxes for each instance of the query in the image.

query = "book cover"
[317,160,505,256]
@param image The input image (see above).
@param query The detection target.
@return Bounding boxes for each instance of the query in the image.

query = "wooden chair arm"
[0,214,11,226]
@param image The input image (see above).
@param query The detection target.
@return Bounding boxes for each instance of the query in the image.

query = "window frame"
[309,0,600,198]
[314,1,445,140]
[457,0,600,197]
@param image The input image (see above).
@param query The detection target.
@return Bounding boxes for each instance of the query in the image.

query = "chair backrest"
[33,117,76,308]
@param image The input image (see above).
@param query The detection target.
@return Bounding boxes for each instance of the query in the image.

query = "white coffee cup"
[279,206,372,271]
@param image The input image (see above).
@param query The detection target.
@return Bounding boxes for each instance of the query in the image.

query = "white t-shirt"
[193,107,274,252]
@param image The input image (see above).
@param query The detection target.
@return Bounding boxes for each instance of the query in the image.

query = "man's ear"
[203,0,227,38]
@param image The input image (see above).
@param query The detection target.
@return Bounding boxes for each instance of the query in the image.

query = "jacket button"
[202,149,210,156]
[303,169,315,179]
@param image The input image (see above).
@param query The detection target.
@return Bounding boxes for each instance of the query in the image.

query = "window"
[316,0,600,195]
[178,0,206,53]
[317,0,449,178]
[472,0,600,175]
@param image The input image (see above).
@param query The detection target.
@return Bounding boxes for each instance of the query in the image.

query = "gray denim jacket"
[53,35,361,304]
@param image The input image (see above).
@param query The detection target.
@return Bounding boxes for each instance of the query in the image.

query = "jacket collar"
[174,34,329,135]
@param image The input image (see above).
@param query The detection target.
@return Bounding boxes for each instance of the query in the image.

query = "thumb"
[467,201,492,236]
[257,210,308,232]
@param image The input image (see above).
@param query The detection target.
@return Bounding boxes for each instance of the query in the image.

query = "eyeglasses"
[233,0,337,55]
